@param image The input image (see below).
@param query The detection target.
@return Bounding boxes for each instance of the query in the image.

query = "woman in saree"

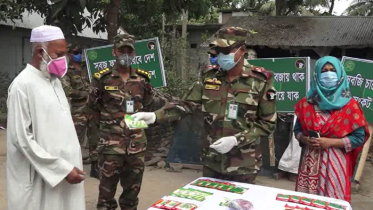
[294,56,369,202]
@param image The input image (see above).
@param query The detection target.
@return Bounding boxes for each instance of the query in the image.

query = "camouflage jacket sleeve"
[87,78,101,153]
[234,76,277,147]
[154,80,203,123]
[61,72,85,99]
[61,74,72,102]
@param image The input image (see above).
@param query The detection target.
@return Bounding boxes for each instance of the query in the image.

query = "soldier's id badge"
[227,103,239,120]
[126,100,134,113]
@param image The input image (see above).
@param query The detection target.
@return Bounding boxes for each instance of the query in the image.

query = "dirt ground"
[0,130,372,210]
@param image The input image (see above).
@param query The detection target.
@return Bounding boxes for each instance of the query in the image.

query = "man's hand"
[132,112,156,125]
[210,136,238,154]
[300,135,320,148]
[65,167,85,184]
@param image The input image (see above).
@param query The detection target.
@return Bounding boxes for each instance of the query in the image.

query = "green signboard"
[341,56,373,123]
[248,57,310,112]
[84,37,166,88]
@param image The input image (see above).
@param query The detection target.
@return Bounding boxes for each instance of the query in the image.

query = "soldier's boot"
[90,161,99,179]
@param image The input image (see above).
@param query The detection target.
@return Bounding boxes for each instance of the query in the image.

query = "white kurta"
[6,64,85,210]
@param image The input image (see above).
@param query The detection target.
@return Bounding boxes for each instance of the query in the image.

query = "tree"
[0,0,90,36]
[345,0,373,16]
[259,0,331,16]
[162,0,212,79]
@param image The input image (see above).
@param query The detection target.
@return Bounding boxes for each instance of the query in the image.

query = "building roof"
[221,16,373,48]
[172,24,223,31]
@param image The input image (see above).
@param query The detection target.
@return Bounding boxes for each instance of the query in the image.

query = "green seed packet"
[219,198,232,207]
[124,114,148,130]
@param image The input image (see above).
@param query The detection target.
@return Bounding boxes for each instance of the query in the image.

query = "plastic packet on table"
[124,114,148,130]
[227,199,254,210]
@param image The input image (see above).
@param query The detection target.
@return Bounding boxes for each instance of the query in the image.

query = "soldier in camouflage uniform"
[62,43,90,155]
[133,27,277,183]
[87,33,155,210]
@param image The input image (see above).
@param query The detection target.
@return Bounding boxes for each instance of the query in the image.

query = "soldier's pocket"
[127,131,147,155]
[104,90,124,109]
[234,90,260,120]
[201,90,222,114]
[221,145,257,173]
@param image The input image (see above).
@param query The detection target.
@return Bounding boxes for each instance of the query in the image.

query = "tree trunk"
[181,9,188,39]
[275,0,286,16]
[172,19,177,70]
[329,0,335,15]
[161,13,165,49]
[106,0,120,42]
[181,9,188,80]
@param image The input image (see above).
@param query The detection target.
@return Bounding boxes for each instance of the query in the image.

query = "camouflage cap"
[207,44,217,54]
[211,27,247,48]
[113,32,135,49]
[67,42,82,53]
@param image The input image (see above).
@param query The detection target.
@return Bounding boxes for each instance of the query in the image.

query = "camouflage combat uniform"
[154,27,277,183]
[62,63,90,145]
[87,34,154,210]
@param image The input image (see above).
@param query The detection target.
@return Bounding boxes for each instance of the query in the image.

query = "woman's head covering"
[307,56,351,110]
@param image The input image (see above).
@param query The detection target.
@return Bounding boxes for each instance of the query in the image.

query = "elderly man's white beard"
[40,52,54,78]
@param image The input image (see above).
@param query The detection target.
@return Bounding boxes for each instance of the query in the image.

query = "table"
[147,177,352,210]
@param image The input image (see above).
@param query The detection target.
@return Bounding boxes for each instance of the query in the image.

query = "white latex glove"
[210,136,238,154]
[132,112,156,125]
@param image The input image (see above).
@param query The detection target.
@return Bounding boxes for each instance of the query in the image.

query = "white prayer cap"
[30,25,65,43]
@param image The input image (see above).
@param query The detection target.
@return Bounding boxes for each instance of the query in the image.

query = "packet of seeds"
[124,114,148,130]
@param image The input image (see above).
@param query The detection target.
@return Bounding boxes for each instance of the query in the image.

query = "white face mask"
[217,46,243,71]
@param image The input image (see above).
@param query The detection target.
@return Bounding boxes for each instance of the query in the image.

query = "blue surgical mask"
[217,47,242,71]
[320,71,338,88]
[210,56,218,65]
[73,54,82,63]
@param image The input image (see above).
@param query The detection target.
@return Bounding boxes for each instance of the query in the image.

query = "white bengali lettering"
[148,70,156,78]
[365,79,373,90]
[93,61,108,70]
[144,53,156,63]
[287,91,300,101]
[355,96,372,108]
[276,91,285,101]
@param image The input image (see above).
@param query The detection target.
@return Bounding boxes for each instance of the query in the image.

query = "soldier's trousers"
[202,166,257,184]
[97,152,145,210]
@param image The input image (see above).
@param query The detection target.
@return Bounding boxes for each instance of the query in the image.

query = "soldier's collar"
[240,64,253,78]
[130,67,138,78]
[111,68,120,77]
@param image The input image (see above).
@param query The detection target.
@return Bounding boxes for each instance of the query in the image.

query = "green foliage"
[160,69,198,98]
[0,72,12,127]
[119,0,164,39]
[0,0,24,22]
[345,0,373,16]
[159,34,199,98]
[0,0,89,35]
[258,0,329,16]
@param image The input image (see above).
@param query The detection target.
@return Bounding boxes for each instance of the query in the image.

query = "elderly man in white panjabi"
[6,25,86,210]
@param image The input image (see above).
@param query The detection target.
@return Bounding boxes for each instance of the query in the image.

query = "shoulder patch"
[204,78,222,85]
[93,68,111,80]
[251,66,273,80]
[136,69,151,80]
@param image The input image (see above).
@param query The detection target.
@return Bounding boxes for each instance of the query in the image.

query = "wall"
[0,25,108,78]
[222,13,232,25]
